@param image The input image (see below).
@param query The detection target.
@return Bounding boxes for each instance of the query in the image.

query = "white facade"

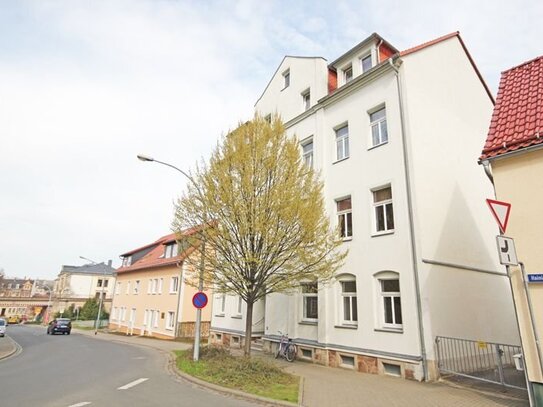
[212,33,519,380]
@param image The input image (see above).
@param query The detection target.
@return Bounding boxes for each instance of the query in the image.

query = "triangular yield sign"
[486,199,511,234]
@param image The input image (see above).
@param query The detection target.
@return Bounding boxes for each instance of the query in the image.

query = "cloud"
[0,0,542,279]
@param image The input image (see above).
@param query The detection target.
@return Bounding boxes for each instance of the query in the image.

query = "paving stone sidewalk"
[75,329,528,407]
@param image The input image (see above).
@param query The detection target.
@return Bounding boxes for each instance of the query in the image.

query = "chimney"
[108,260,112,267]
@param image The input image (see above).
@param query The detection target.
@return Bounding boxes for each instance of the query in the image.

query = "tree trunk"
[244,299,254,357]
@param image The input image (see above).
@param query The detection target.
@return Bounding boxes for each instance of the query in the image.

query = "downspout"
[389,56,428,381]
[174,260,184,339]
[481,159,494,185]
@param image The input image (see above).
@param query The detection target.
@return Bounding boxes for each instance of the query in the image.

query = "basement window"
[301,348,313,359]
[383,362,401,377]
[340,354,355,368]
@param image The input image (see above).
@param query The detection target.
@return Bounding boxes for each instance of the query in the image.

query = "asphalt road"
[0,324,258,407]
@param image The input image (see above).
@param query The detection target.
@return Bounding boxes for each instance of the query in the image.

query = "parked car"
[0,318,6,337]
[47,318,72,335]
[7,315,19,324]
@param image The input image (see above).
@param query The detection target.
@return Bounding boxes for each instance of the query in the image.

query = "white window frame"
[301,282,318,322]
[360,54,372,73]
[369,106,388,148]
[282,69,290,89]
[338,275,357,326]
[122,256,132,267]
[158,278,163,294]
[115,282,121,295]
[166,311,175,330]
[301,137,313,168]
[221,294,226,314]
[170,276,179,294]
[342,64,353,84]
[335,124,349,161]
[372,186,394,235]
[375,272,403,331]
[148,279,152,294]
[336,197,353,240]
[301,88,310,111]
[143,309,149,326]
[125,281,130,295]
[153,309,159,328]
[164,242,178,259]
[236,296,243,315]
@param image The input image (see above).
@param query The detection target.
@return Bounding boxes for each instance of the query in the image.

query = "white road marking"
[117,378,149,390]
[68,402,91,407]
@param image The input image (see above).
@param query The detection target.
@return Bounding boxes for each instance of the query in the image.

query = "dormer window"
[282,69,290,89]
[122,256,132,267]
[164,242,178,259]
[343,65,353,84]
[361,54,372,73]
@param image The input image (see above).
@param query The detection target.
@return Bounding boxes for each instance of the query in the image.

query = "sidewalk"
[0,335,18,360]
[74,329,528,407]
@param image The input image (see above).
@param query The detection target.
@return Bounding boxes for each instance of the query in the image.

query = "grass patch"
[175,347,299,403]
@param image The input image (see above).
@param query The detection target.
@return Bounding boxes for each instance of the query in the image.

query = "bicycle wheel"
[286,344,296,362]
[275,344,281,359]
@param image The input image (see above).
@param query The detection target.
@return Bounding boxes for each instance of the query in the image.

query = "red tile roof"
[117,228,199,274]
[480,55,543,160]
[400,32,459,57]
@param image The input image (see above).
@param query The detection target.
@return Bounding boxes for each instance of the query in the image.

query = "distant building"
[0,278,34,297]
[52,261,116,317]
[110,230,212,340]
[0,278,54,320]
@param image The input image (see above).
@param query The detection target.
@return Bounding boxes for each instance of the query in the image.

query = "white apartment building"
[210,32,520,381]
[53,261,116,315]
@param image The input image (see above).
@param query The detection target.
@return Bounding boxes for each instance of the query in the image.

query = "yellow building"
[109,230,212,340]
[480,55,543,404]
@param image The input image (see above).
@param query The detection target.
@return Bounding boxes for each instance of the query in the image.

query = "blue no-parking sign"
[192,292,208,309]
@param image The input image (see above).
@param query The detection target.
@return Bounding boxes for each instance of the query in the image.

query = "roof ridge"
[501,54,543,74]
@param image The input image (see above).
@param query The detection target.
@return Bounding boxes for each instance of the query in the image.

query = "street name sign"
[528,274,543,283]
[486,199,512,234]
[192,292,208,309]
[496,236,518,266]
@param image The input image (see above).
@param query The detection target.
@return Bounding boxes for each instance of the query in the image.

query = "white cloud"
[0,0,542,279]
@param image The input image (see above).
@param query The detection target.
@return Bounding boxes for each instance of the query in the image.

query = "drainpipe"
[481,159,494,184]
[389,56,428,381]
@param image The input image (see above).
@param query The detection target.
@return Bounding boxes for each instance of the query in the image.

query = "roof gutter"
[389,56,428,381]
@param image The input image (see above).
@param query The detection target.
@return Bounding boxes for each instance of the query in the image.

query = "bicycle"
[275,331,296,362]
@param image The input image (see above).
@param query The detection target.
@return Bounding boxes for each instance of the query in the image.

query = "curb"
[0,336,21,361]
[75,329,303,407]
[166,352,300,407]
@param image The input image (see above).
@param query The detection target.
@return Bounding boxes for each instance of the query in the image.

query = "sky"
[1,0,542,280]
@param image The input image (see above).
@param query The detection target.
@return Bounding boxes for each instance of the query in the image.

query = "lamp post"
[137,154,205,361]
[80,256,108,335]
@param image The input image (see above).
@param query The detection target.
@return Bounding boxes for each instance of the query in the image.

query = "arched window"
[374,271,402,330]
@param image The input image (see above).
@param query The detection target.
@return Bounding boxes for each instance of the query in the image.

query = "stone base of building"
[263,339,426,381]
[108,321,211,340]
[209,330,262,349]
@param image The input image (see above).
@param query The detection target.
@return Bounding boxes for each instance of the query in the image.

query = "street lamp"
[80,256,108,335]
[137,153,205,361]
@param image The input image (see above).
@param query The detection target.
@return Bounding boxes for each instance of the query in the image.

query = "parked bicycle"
[275,331,296,362]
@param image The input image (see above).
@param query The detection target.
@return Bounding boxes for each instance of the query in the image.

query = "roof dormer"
[329,33,398,89]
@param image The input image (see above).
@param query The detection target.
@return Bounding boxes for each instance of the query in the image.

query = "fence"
[435,336,526,390]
